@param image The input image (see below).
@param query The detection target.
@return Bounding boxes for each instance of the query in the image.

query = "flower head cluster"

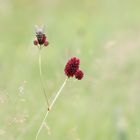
[33,25,49,47]
[64,57,80,77]
[64,57,84,80]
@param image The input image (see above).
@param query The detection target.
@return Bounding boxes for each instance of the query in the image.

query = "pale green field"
[0,0,140,140]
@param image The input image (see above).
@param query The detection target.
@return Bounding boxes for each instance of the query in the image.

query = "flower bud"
[44,40,49,47]
[75,69,84,80]
[33,40,38,45]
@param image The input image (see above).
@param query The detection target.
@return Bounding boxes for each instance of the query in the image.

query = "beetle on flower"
[33,25,49,47]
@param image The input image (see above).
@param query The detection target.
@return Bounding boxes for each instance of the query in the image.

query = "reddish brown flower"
[33,40,38,45]
[75,69,84,80]
[44,40,49,47]
[64,57,80,77]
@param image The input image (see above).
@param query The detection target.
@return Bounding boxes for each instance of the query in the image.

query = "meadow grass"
[0,0,140,140]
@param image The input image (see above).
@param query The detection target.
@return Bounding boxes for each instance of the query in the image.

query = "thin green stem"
[35,77,68,140]
[48,77,68,111]
[38,48,49,107]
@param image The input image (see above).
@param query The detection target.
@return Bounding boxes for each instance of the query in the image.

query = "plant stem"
[35,77,68,140]
[38,48,49,107]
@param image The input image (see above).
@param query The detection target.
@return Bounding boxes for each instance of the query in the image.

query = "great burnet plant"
[33,25,84,140]
[34,25,50,107]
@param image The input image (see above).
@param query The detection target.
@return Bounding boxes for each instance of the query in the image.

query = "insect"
[35,25,47,45]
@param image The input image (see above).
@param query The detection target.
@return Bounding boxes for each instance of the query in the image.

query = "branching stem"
[35,77,68,140]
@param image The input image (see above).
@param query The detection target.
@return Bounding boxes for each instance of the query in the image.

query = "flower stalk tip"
[64,57,80,77]
[64,57,84,80]
[33,25,49,47]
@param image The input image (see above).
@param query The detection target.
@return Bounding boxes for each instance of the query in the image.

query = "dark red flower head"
[75,69,84,80]
[64,57,80,77]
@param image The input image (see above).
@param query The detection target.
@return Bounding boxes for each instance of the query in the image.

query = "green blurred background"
[0,0,140,140]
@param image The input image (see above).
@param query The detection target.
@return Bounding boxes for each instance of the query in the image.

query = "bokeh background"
[0,0,140,140]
